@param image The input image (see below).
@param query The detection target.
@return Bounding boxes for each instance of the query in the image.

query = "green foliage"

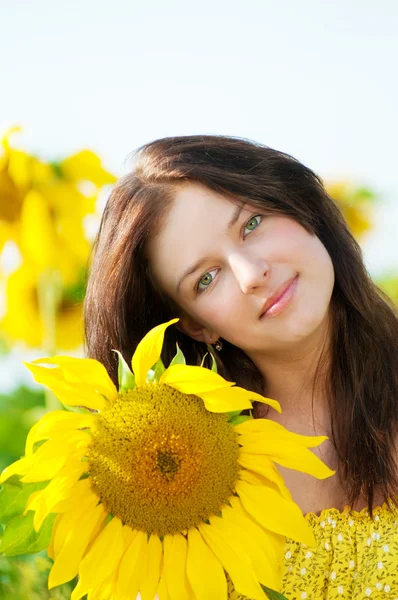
[0,476,54,556]
[0,554,74,599]
[113,350,136,392]
[230,414,253,426]
[0,387,45,472]
[62,267,87,304]
[0,478,74,597]
[0,477,46,524]
[169,343,186,366]
[153,357,166,381]
[376,273,398,306]
[0,512,55,557]
[0,335,11,356]
[203,346,218,372]
[227,410,242,421]
[262,585,289,600]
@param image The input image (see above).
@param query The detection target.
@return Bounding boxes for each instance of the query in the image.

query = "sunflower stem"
[37,269,63,411]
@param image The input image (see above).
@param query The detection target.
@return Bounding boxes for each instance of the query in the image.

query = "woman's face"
[147,182,335,355]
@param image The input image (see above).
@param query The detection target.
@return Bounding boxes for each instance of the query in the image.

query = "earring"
[214,339,223,352]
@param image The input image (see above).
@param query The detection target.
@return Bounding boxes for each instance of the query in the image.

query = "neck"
[249,316,331,426]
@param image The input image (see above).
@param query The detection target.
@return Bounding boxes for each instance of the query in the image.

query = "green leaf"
[210,353,218,372]
[170,343,186,367]
[261,585,289,600]
[201,349,218,373]
[0,387,46,472]
[0,553,76,599]
[204,346,219,372]
[0,478,48,526]
[113,350,135,392]
[0,512,56,556]
[200,352,209,367]
[229,415,252,426]
[0,335,10,355]
[227,410,242,421]
[153,358,166,382]
[355,187,376,201]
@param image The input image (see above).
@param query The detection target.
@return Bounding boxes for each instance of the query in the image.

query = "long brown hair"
[84,134,398,515]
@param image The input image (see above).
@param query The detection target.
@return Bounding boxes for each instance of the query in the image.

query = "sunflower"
[326,180,377,241]
[1,319,335,600]
[1,264,83,350]
[0,127,116,285]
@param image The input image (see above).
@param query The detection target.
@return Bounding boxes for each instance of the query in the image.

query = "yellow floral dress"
[228,501,398,599]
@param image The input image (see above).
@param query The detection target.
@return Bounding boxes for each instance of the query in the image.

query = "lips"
[259,275,298,318]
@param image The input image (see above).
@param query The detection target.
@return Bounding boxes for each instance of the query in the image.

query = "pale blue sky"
[0,0,398,389]
[1,0,397,274]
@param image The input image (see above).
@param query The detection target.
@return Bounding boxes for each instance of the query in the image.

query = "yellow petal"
[218,508,282,591]
[237,453,292,499]
[24,357,117,411]
[160,364,234,394]
[20,190,56,269]
[186,527,227,600]
[197,386,253,413]
[31,460,89,531]
[60,149,117,187]
[228,389,281,414]
[0,455,34,483]
[21,431,90,483]
[89,574,115,600]
[47,513,62,560]
[156,569,169,600]
[140,534,163,600]
[163,534,193,600]
[236,479,316,547]
[226,496,285,568]
[24,362,107,411]
[115,529,147,599]
[51,481,97,549]
[238,434,335,480]
[71,517,125,600]
[49,497,107,588]
[25,410,96,455]
[50,475,95,515]
[21,443,66,483]
[235,418,327,447]
[39,356,117,400]
[132,319,179,386]
[198,520,267,600]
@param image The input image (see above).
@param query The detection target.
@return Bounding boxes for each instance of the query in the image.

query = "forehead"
[168,182,237,223]
[147,183,239,291]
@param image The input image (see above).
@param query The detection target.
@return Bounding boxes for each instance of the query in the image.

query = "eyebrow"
[175,203,245,294]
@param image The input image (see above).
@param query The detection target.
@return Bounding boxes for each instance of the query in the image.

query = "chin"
[291,310,329,341]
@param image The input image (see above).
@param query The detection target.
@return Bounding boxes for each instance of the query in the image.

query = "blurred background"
[0,0,397,597]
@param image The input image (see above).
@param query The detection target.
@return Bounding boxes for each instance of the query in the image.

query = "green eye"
[244,215,262,235]
[197,270,216,292]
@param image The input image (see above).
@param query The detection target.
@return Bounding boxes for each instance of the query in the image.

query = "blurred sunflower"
[0,127,116,285]
[326,180,377,240]
[0,127,49,252]
[0,265,83,350]
[1,319,334,600]
[377,274,398,306]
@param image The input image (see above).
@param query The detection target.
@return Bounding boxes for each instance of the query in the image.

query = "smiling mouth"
[259,275,299,319]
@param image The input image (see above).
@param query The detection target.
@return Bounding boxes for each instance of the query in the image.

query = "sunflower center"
[156,450,180,479]
[86,383,240,536]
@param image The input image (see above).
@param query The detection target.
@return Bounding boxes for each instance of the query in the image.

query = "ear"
[176,315,218,344]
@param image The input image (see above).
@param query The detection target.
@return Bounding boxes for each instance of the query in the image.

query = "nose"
[228,251,269,294]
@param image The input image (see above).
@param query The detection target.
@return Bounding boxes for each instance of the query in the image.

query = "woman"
[84,135,398,599]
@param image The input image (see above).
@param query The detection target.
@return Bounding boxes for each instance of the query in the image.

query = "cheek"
[294,253,334,328]
[184,279,244,333]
